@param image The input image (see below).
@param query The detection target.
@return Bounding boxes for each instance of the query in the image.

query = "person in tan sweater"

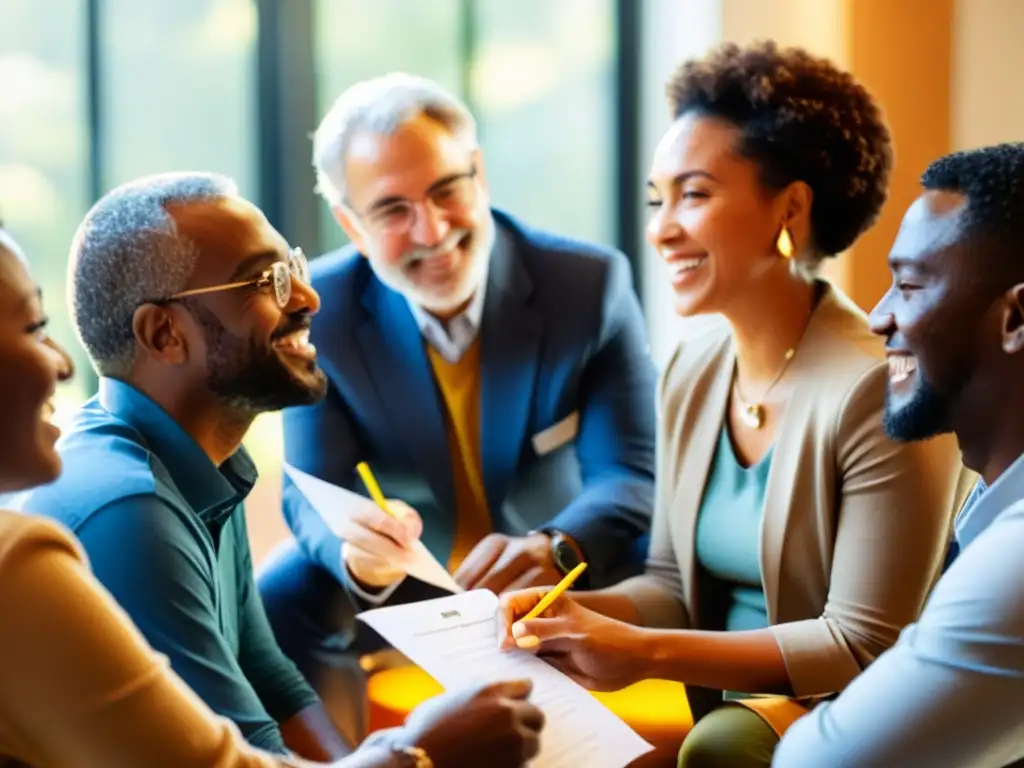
[497,41,970,766]
[0,223,544,767]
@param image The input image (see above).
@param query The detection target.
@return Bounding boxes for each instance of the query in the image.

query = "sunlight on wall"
[242,412,290,566]
[639,0,721,368]
[953,0,1024,150]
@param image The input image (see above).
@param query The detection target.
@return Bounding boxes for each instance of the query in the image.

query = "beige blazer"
[613,283,973,703]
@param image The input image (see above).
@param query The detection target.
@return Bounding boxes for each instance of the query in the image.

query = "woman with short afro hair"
[498,40,971,766]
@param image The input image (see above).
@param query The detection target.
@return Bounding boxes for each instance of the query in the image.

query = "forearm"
[281,481,349,585]
[280,705,352,761]
[582,570,688,628]
[640,627,792,694]
[572,591,643,624]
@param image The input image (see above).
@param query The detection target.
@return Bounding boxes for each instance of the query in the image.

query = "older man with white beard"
[256,73,657,740]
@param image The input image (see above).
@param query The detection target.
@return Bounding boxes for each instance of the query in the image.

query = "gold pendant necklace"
[740,401,768,430]
[733,299,816,430]
[734,347,796,430]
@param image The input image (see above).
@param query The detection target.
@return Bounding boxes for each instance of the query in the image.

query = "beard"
[189,301,327,413]
[367,211,495,315]
[882,371,951,442]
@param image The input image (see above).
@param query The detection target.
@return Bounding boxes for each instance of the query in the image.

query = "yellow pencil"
[520,562,588,621]
[356,461,396,518]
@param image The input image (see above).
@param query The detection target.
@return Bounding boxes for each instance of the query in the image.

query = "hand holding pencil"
[341,461,424,588]
[496,568,654,692]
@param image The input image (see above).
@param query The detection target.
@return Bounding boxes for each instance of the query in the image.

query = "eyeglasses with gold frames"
[163,247,310,308]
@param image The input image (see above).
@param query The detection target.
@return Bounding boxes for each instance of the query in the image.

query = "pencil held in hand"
[356,461,396,517]
[521,562,588,621]
[347,462,424,587]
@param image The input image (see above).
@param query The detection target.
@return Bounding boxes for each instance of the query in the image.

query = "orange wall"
[842,0,954,311]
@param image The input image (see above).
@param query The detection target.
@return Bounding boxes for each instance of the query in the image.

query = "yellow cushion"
[367,665,693,759]
[592,679,694,731]
[367,665,444,730]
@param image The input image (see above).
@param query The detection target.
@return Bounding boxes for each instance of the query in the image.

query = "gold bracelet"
[396,745,433,768]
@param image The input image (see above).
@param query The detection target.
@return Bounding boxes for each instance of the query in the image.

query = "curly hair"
[921,143,1024,280]
[667,40,892,259]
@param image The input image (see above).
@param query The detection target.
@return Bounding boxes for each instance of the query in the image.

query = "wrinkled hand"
[453,533,561,593]
[397,679,545,767]
[497,587,650,692]
[339,498,423,588]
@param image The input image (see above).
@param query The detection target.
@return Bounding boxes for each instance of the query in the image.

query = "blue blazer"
[281,209,656,588]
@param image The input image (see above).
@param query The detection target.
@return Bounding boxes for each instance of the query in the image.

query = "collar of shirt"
[405,221,506,363]
[97,377,257,525]
[954,454,1024,549]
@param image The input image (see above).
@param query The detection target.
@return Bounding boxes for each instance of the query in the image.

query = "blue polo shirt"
[14,378,318,753]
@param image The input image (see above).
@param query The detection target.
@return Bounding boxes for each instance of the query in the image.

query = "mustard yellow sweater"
[426,339,492,570]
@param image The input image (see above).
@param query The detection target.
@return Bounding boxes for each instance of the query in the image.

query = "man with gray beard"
[259,73,657,740]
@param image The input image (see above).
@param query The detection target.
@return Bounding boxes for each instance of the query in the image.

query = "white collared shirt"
[774,453,1024,767]
[405,224,503,362]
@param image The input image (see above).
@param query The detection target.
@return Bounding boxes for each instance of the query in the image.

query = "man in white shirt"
[774,142,1024,767]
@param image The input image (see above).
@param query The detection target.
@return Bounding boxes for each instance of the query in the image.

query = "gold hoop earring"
[776,226,794,259]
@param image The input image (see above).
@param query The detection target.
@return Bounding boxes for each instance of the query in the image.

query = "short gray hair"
[68,171,239,377]
[312,72,478,208]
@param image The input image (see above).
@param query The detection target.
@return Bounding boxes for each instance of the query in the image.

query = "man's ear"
[1001,283,1024,354]
[332,205,369,254]
[471,147,489,198]
[132,303,190,365]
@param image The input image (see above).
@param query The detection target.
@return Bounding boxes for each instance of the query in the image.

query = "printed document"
[283,463,462,594]
[359,590,653,768]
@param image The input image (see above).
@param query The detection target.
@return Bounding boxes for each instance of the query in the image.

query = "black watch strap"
[541,529,589,587]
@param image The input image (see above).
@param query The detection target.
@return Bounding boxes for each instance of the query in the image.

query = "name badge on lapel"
[531,411,579,456]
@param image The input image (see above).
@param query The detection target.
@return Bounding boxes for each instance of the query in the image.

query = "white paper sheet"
[283,463,462,594]
[359,590,653,768]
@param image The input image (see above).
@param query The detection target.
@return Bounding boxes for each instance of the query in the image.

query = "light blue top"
[695,428,773,632]
[774,459,1024,768]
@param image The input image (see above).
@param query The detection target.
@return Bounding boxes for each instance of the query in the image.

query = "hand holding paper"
[284,463,462,593]
[343,495,420,587]
[359,590,652,768]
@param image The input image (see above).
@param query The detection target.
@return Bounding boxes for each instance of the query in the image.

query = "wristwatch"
[543,529,588,586]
